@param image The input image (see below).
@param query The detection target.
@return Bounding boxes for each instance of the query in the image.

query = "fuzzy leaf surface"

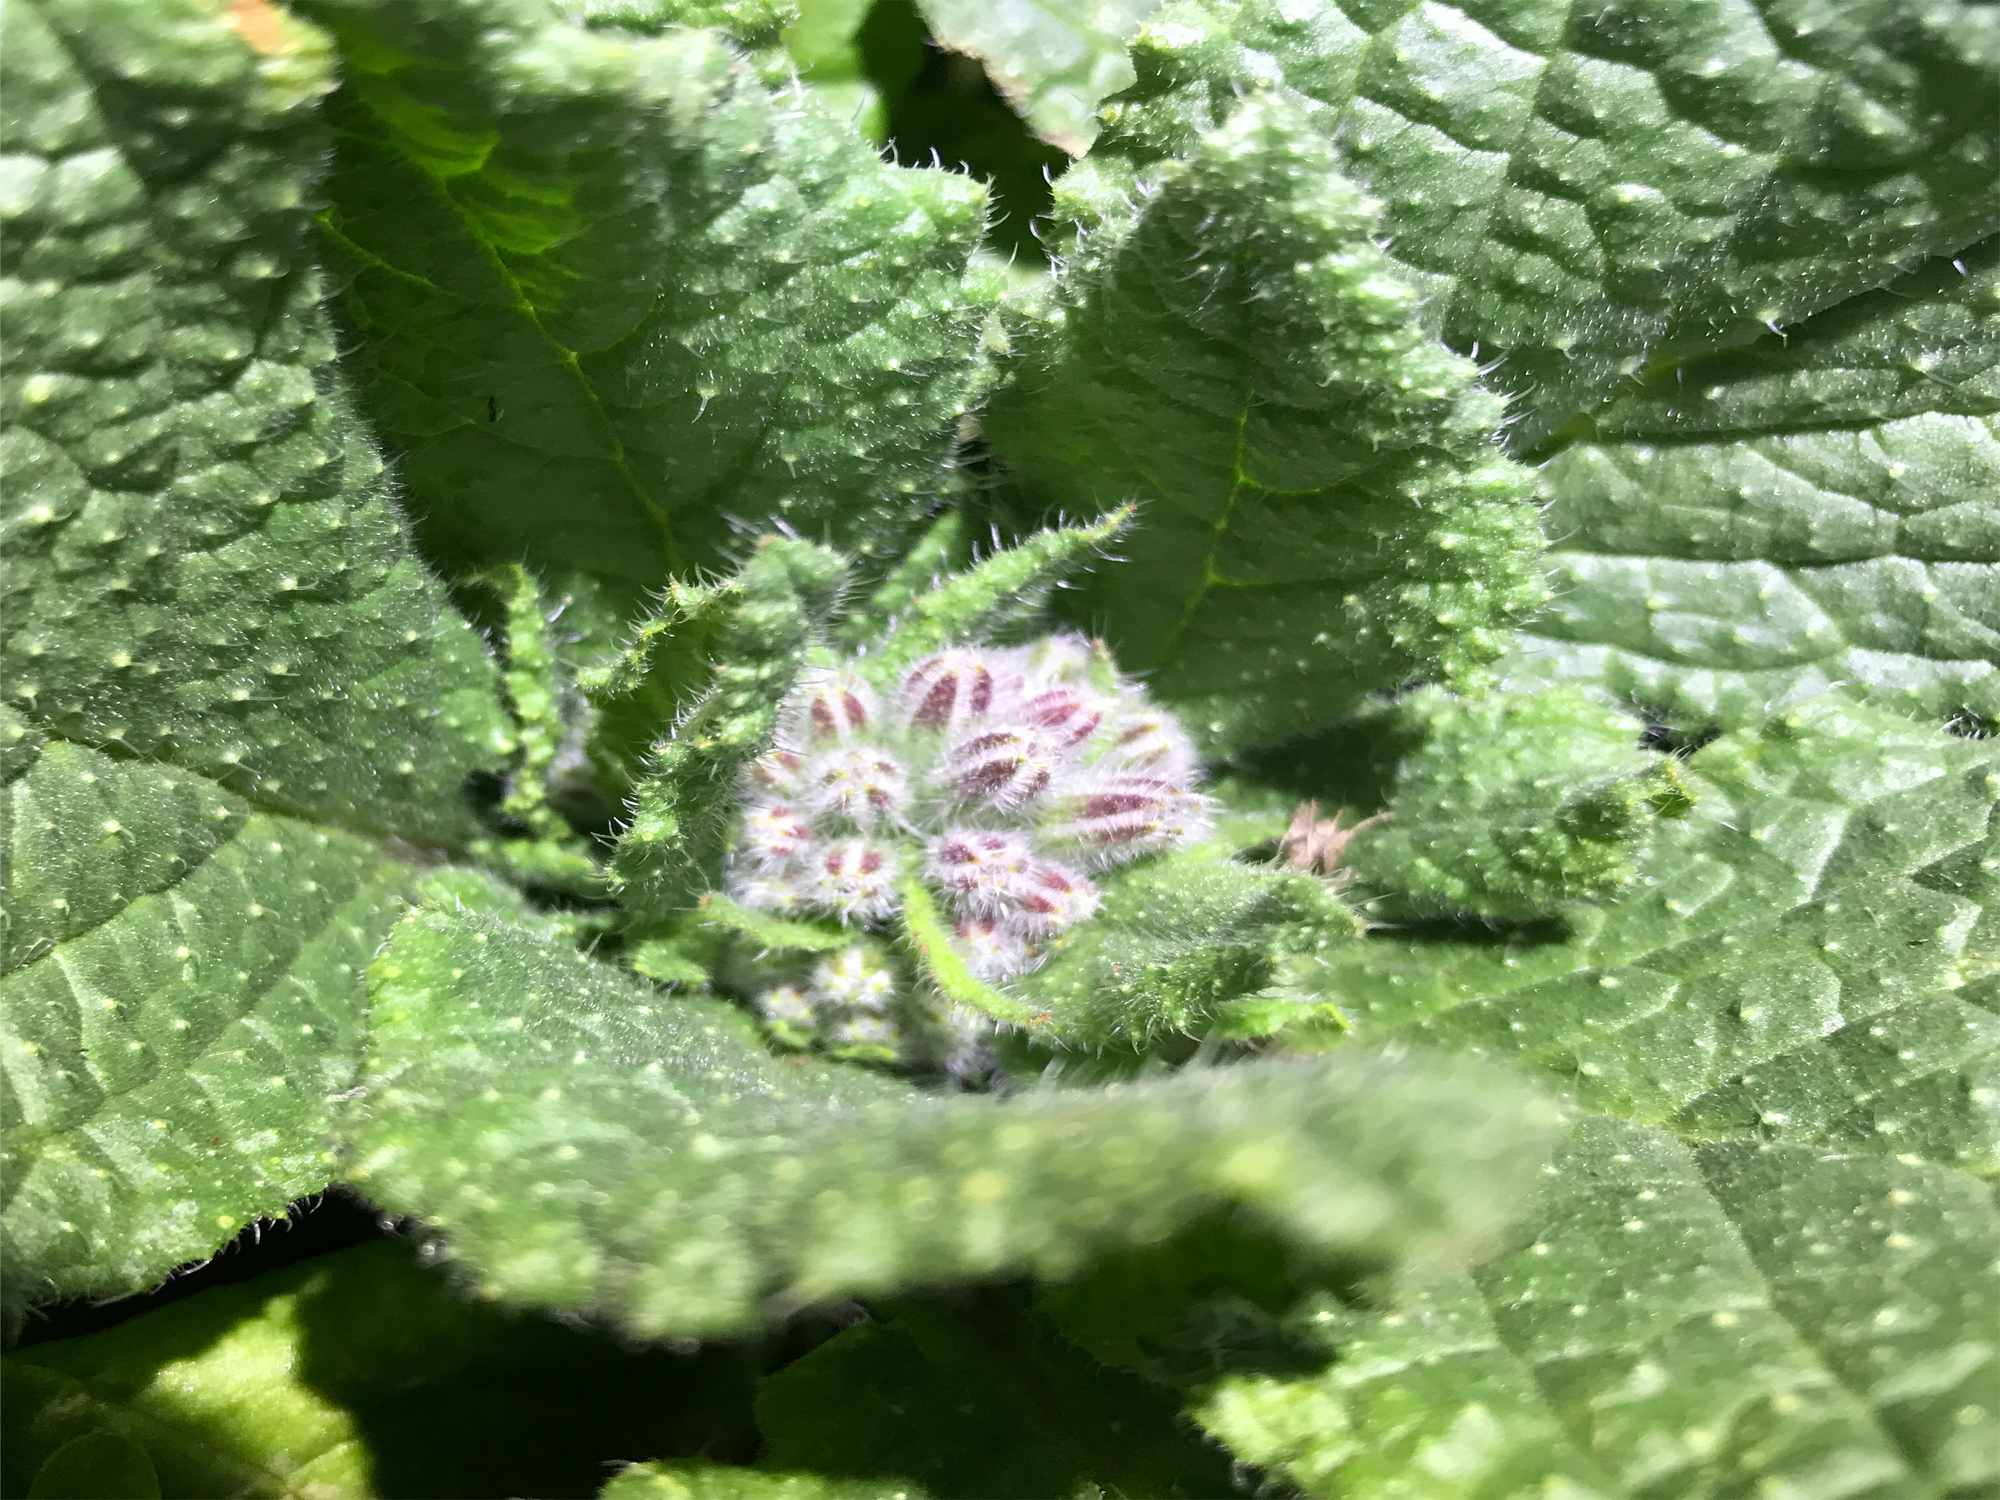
[1084,0,2000,439]
[1009,851,1361,1051]
[1345,686,1681,922]
[988,95,1547,752]
[0,0,509,843]
[1505,242,2000,726]
[1196,1117,2000,1498]
[1308,697,2000,1173]
[914,0,1160,154]
[345,906,1559,1337]
[611,538,846,919]
[862,507,1130,677]
[0,0,512,1308]
[310,0,999,628]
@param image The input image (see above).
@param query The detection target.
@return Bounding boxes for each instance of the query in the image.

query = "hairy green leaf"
[4,735,422,1309]
[3,1241,755,1499]
[0,0,513,1309]
[778,0,930,145]
[1505,241,2000,726]
[1009,850,1361,1051]
[832,507,970,653]
[914,0,1160,155]
[1197,1117,2000,1498]
[1309,696,2000,1171]
[345,905,1559,1337]
[557,0,793,48]
[895,876,1044,1029]
[1,0,510,844]
[988,94,1547,753]
[1345,686,1686,921]
[1083,0,2000,439]
[309,0,1000,627]
[612,538,846,918]
[863,506,1130,676]
[469,564,574,839]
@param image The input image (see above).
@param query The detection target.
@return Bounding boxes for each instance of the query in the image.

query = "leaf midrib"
[322,64,687,580]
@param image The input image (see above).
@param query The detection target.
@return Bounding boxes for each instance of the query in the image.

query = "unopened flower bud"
[737,871,807,913]
[811,945,897,1011]
[925,829,1036,916]
[1017,632,1100,686]
[740,801,815,867]
[799,671,876,741]
[810,839,899,921]
[1006,859,1099,936]
[803,745,908,826]
[903,649,1000,732]
[828,1013,899,1052]
[944,725,1062,806]
[938,1002,997,1080]
[749,748,806,795]
[951,915,1034,981]
[726,624,1208,1076]
[755,984,814,1029]
[1018,685,1106,747]
[1103,707,1197,776]
[1046,771,1207,863]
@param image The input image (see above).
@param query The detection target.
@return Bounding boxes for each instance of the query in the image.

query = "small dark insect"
[486,394,499,423]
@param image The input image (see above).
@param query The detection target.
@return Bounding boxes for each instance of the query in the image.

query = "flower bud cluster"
[749,941,996,1078]
[752,943,901,1060]
[726,633,1209,996]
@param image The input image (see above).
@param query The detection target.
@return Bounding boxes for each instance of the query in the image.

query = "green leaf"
[468,563,576,838]
[1009,850,1361,1051]
[3,1241,758,1499]
[1345,686,1684,922]
[309,0,1000,625]
[604,1465,918,1500]
[756,1295,1235,1498]
[3,736,420,1308]
[1195,1117,2000,1498]
[896,876,1045,1028]
[779,0,929,145]
[832,507,971,653]
[1307,695,2000,1171]
[864,506,1131,677]
[345,904,1560,1338]
[1504,241,2000,726]
[1,0,510,844]
[576,558,742,790]
[987,94,1547,754]
[611,538,847,918]
[557,0,793,49]
[698,892,852,955]
[0,0,512,1308]
[914,0,1161,155]
[464,564,608,893]
[21,1433,159,1500]
[1085,0,2000,439]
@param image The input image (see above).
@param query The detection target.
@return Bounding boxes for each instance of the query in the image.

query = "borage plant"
[2,0,1995,1495]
